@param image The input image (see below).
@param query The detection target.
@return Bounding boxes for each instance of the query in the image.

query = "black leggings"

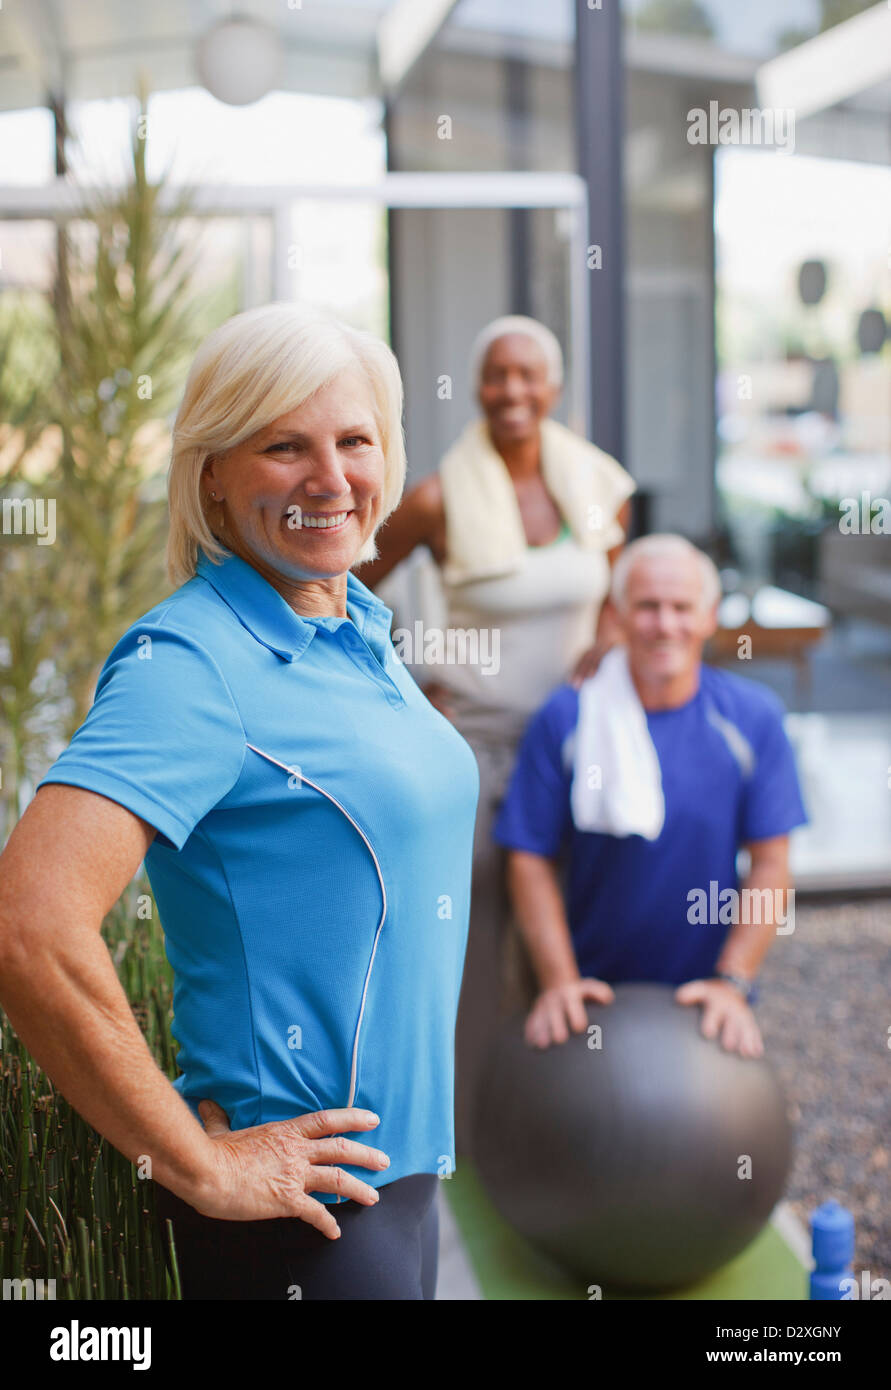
[153,1174,439,1300]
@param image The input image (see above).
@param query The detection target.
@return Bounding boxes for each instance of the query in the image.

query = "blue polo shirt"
[493,667,807,986]
[36,548,480,1203]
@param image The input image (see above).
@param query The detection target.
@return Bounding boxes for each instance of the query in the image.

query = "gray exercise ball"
[473,983,793,1292]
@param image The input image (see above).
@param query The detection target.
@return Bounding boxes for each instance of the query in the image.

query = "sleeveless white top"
[433,522,611,718]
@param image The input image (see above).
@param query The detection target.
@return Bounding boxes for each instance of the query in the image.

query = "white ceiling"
[0,0,394,112]
[1,0,889,126]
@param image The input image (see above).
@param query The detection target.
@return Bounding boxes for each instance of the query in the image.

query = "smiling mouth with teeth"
[291,510,352,530]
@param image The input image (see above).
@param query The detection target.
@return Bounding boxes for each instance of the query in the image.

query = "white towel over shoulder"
[570,646,665,840]
[439,417,635,586]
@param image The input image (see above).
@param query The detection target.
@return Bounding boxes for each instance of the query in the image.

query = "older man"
[493,533,807,1058]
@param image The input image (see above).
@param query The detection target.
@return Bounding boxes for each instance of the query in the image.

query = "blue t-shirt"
[492,666,807,986]
[37,549,480,1202]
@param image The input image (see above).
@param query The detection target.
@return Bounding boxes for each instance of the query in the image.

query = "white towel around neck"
[569,646,665,840]
[439,417,633,586]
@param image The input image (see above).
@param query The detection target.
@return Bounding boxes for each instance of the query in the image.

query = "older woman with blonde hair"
[0,302,479,1300]
[358,315,635,1156]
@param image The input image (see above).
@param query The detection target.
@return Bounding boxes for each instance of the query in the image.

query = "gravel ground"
[757,898,891,1282]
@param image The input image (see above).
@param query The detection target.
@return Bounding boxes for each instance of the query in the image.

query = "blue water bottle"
[809,1200,855,1300]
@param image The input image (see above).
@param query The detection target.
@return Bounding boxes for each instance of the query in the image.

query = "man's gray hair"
[611,534,722,611]
[469,315,564,390]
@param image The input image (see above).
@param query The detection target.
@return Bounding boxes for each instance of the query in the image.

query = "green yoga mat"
[444,1162,808,1301]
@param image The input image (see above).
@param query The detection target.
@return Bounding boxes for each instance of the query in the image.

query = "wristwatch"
[715,970,759,1006]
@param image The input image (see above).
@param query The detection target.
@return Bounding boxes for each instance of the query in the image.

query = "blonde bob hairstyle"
[166,302,406,588]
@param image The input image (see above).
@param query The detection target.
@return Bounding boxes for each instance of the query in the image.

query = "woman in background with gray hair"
[358,315,635,1157]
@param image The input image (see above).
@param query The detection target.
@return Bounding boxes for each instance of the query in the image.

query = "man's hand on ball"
[524,978,615,1049]
[674,979,764,1058]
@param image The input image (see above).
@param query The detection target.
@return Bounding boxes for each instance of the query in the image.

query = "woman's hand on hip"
[191,1099,391,1238]
[524,978,615,1048]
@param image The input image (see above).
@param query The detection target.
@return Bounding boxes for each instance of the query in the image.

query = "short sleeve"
[589,445,636,550]
[740,697,808,843]
[36,624,246,851]
[493,692,574,858]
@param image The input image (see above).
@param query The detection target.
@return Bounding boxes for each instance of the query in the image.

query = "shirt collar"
[195,548,395,664]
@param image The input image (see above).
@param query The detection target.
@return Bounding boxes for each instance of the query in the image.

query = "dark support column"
[49,90,71,352]
[506,57,531,316]
[705,147,718,545]
[383,97,400,359]
[574,0,626,463]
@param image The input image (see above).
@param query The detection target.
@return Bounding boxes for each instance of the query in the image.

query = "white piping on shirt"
[703,699,756,778]
[244,742,387,1114]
